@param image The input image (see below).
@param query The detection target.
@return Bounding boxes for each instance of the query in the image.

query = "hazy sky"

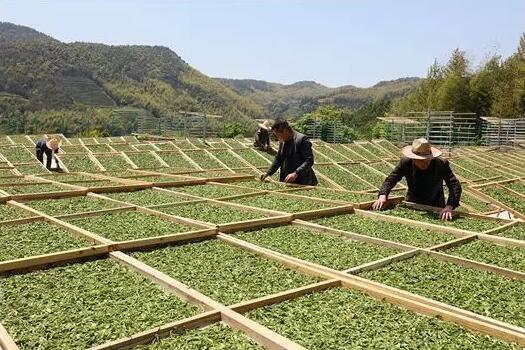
[2,0,524,87]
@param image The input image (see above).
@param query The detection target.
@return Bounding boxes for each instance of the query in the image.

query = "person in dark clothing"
[260,118,318,186]
[253,120,272,151]
[372,138,461,221]
[35,136,62,171]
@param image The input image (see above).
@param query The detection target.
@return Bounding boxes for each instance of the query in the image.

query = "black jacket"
[254,127,270,148]
[266,131,318,186]
[379,157,462,208]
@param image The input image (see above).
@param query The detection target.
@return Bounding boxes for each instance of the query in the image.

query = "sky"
[1,0,524,87]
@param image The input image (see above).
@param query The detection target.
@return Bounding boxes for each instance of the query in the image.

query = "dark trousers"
[36,150,44,164]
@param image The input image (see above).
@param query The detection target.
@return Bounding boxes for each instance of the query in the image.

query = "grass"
[0,259,200,350]
[134,323,265,350]
[0,203,30,221]
[0,221,91,261]
[230,193,332,213]
[133,239,319,304]
[314,214,455,247]
[447,239,525,272]
[26,195,121,215]
[380,206,502,232]
[157,202,265,224]
[363,255,525,327]
[248,287,521,350]
[235,226,397,270]
[67,211,192,241]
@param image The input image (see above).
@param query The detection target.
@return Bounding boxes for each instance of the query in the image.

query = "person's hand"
[440,205,454,221]
[372,195,388,210]
[284,172,298,183]
[259,174,268,182]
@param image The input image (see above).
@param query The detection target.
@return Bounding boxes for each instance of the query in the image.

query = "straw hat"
[401,138,442,160]
[258,120,272,130]
[46,137,62,151]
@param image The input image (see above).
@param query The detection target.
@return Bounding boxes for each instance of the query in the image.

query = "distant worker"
[35,136,62,171]
[372,138,461,220]
[260,118,318,186]
[253,120,272,152]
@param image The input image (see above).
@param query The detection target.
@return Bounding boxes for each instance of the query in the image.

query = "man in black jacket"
[372,138,461,220]
[35,136,62,171]
[260,118,318,186]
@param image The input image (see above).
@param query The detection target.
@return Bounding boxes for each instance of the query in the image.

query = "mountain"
[0,22,264,131]
[216,77,421,118]
[0,22,421,136]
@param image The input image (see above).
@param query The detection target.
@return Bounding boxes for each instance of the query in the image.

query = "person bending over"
[372,138,461,221]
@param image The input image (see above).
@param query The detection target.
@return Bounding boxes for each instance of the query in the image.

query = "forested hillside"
[390,36,525,119]
[216,77,420,118]
[0,22,263,135]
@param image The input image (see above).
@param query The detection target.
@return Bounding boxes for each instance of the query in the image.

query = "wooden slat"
[217,233,525,345]
[88,311,222,350]
[110,251,307,350]
[230,279,341,314]
[0,323,18,350]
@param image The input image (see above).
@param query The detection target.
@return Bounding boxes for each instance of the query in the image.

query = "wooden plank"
[217,233,525,345]
[0,245,110,275]
[230,279,341,314]
[113,228,217,251]
[88,311,222,350]
[482,220,521,235]
[0,216,43,227]
[7,200,111,244]
[427,235,478,251]
[291,220,416,252]
[54,205,136,220]
[293,204,354,220]
[0,323,18,350]
[344,249,421,274]
[110,251,307,350]
[217,215,294,233]
[422,250,525,280]
[354,208,477,237]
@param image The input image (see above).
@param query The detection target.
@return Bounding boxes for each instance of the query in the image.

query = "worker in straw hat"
[372,138,462,221]
[35,135,62,171]
[253,119,272,152]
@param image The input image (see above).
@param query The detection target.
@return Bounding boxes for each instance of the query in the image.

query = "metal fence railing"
[379,111,525,148]
[137,111,222,139]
